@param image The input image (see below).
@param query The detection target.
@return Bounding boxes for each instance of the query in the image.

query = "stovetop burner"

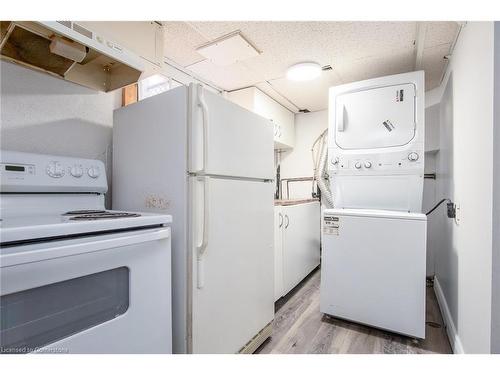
[63,210,107,215]
[64,210,141,221]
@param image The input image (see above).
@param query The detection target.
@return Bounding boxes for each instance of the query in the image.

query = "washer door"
[334,83,416,150]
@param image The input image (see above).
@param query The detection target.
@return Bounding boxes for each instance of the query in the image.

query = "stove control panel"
[70,165,84,178]
[1,151,107,193]
[46,161,65,178]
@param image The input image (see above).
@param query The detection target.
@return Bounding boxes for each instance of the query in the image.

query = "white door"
[335,83,416,150]
[274,207,284,301]
[320,209,426,338]
[190,176,274,353]
[189,84,275,180]
[282,202,321,295]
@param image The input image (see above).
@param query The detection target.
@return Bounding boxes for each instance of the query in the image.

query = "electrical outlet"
[447,202,456,218]
[455,204,461,224]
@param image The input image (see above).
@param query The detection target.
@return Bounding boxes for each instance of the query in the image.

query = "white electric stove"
[0,150,173,354]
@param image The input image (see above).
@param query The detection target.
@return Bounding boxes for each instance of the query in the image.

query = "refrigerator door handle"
[196,176,210,289]
[284,214,290,228]
[196,84,209,173]
[279,213,283,228]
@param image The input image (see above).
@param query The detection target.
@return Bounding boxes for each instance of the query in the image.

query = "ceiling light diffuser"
[286,62,322,81]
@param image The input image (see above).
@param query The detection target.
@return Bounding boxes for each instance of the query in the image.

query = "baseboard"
[433,277,465,354]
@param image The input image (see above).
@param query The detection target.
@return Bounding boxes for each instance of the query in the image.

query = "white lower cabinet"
[274,202,321,301]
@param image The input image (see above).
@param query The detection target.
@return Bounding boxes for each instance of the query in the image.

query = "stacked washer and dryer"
[320,71,427,339]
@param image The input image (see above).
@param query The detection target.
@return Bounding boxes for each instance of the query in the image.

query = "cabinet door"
[282,202,321,294]
[273,106,295,149]
[254,89,295,149]
[274,207,284,301]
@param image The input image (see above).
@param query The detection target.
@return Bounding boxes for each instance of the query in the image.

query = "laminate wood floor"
[256,268,452,354]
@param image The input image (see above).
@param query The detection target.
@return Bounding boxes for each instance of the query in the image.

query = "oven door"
[0,227,171,354]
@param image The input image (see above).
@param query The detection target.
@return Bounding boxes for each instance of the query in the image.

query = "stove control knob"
[408,152,419,162]
[87,166,100,179]
[354,161,362,169]
[70,165,84,178]
[364,161,372,168]
[46,161,64,178]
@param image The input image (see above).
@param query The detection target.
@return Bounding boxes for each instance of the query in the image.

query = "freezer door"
[188,84,274,180]
[189,176,274,353]
[334,83,416,150]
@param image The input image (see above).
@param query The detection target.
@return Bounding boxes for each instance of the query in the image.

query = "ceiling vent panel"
[196,32,260,66]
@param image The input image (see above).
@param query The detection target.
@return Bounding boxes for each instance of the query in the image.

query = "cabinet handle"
[279,213,283,228]
[284,214,289,228]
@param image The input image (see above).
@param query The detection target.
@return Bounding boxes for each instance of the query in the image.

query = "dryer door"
[334,83,416,150]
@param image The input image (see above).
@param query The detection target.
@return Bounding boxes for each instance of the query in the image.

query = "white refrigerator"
[112,83,275,353]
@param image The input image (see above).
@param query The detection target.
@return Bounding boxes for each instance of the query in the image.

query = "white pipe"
[311,129,328,196]
[316,134,334,208]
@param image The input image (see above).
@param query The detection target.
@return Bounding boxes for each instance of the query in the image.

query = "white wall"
[491,21,500,354]
[433,22,495,353]
[279,110,328,199]
[1,61,121,206]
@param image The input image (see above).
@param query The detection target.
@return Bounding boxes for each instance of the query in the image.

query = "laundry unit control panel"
[329,144,424,176]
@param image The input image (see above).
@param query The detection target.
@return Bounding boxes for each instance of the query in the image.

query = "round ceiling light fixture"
[286,62,322,81]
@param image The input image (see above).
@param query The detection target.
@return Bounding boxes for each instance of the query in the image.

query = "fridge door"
[188,84,274,180]
[334,83,416,150]
[189,176,274,353]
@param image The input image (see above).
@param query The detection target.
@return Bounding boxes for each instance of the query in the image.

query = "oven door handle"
[0,227,171,268]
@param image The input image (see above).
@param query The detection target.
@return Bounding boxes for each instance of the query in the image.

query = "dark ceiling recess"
[322,65,333,71]
[299,109,310,113]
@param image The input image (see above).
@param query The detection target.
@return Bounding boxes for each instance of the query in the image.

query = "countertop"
[274,198,319,206]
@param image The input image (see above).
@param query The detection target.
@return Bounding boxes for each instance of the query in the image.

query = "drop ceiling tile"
[267,70,343,112]
[163,21,209,66]
[335,47,415,85]
[422,43,451,90]
[254,82,300,113]
[161,21,458,112]
[189,22,418,82]
[186,59,264,91]
[424,22,459,49]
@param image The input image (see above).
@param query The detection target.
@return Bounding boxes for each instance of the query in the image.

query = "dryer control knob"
[354,162,362,169]
[408,152,419,161]
[364,161,372,168]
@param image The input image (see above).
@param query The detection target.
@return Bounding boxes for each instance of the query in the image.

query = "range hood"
[0,21,145,92]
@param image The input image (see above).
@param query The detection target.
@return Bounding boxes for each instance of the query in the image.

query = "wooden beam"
[122,83,138,106]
